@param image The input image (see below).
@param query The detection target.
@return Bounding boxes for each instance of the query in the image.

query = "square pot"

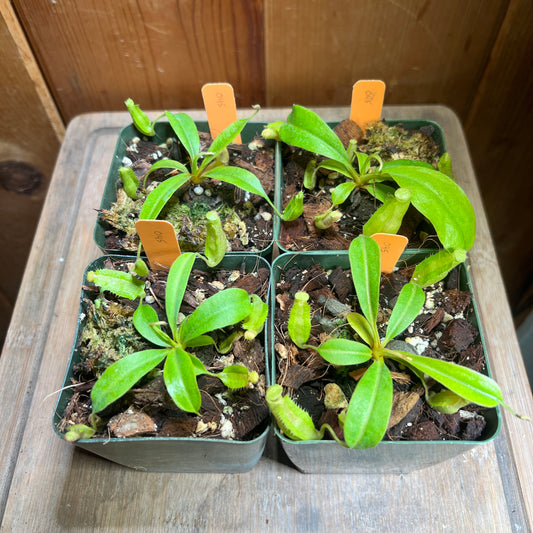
[53,254,271,473]
[95,120,275,256]
[269,250,500,474]
[274,119,447,254]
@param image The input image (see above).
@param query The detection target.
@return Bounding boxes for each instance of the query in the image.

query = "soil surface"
[273,260,491,442]
[100,133,275,253]
[279,120,441,251]
[58,258,270,441]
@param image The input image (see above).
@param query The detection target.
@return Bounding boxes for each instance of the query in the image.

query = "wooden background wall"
[1,0,532,345]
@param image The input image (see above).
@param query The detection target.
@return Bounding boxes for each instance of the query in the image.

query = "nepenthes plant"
[64,252,268,441]
[267,235,520,449]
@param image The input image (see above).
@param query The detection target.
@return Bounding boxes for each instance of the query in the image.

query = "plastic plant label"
[350,80,386,132]
[201,82,241,142]
[135,220,181,271]
[370,233,408,273]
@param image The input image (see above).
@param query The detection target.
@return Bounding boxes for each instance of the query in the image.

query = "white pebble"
[193,186,204,195]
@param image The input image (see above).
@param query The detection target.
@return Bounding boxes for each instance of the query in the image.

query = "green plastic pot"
[269,250,500,474]
[274,119,446,254]
[94,121,275,256]
[54,254,271,473]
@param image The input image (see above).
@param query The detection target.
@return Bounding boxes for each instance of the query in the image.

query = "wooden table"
[1,106,532,532]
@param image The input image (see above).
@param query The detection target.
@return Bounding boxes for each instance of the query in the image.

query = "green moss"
[100,183,250,251]
[79,299,149,376]
[360,121,440,166]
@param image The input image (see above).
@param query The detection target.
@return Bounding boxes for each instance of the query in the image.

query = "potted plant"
[266,236,522,473]
[95,100,301,256]
[53,251,271,472]
[265,105,474,282]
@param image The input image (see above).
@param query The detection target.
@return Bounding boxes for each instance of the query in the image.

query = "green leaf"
[317,159,355,180]
[178,288,252,346]
[411,249,467,287]
[303,159,318,189]
[91,348,168,413]
[204,165,275,210]
[331,181,356,205]
[280,105,352,166]
[365,182,396,203]
[288,292,311,348]
[427,389,470,414]
[383,283,425,345]
[316,338,372,365]
[164,346,201,413]
[208,116,251,158]
[217,365,255,389]
[185,334,216,348]
[346,312,375,346]
[144,159,189,184]
[349,236,381,325]
[166,253,196,340]
[86,269,145,300]
[282,190,304,221]
[139,172,191,220]
[133,304,173,347]
[382,160,476,251]
[389,350,503,407]
[165,111,200,160]
[125,98,154,136]
[344,359,393,449]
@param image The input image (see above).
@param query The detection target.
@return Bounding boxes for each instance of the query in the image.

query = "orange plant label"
[350,80,386,132]
[371,233,408,273]
[135,220,181,271]
[201,82,241,142]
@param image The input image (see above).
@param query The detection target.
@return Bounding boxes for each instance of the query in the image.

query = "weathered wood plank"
[464,0,533,319]
[264,0,508,121]
[1,108,531,532]
[0,0,65,345]
[12,0,266,121]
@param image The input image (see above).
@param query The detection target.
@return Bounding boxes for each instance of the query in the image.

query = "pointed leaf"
[86,269,145,300]
[349,236,381,325]
[316,338,372,365]
[317,159,355,179]
[178,288,252,346]
[382,160,476,251]
[208,117,250,157]
[166,252,196,339]
[389,350,503,407]
[139,173,191,220]
[383,283,425,345]
[347,312,375,346]
[165,111,200,159]
[204,165,275,210]
[133,304,173,347]
[164,347,201,413]
[344,359,393,449]
[91,348,167,413]
[280,105,352,166]
[331,181,356,205]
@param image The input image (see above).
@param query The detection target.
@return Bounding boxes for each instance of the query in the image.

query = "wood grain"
[264,0,508,120]
[464,0,533,319]
[12,0,266,121]
[0,107,532,532]
[0,0,65,345]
